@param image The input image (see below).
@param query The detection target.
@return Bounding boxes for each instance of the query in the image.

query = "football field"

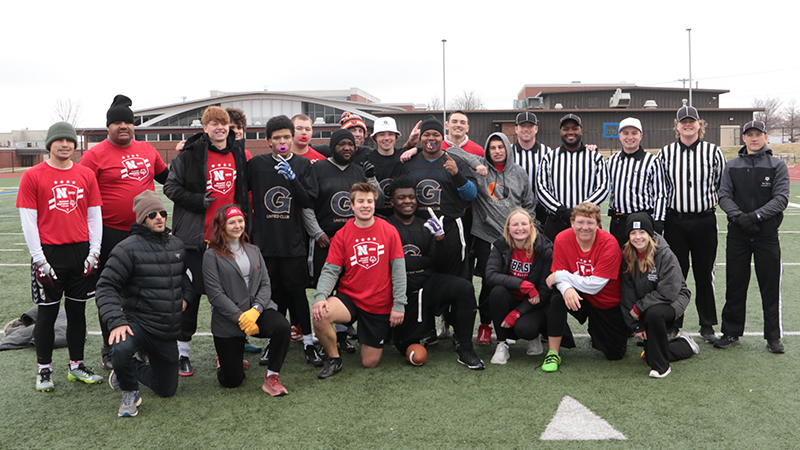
[1,175,799,449]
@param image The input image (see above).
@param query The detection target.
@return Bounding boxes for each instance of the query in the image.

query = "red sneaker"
[477,324,493,345]
[262,374,288,397]
[290,326,303,342]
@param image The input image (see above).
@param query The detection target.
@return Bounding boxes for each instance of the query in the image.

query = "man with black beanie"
[79,94,169,370]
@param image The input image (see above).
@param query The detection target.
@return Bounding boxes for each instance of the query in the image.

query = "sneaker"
[457,348,485,370]
[490,342,510,365]
[138,350,149,365]
[262,374,289,397]
[419,329,439,347]
[118,390,142,417]
[649,367,671,378]
[767,339,785,354]
[677,331,700,355]
[337,334,356,354]
[713,335,741,349]
[318,358,343,379]
[437,316,452,339]
[526,338,543,356]
[259,345,270,366]
[506,338,516,345]
[290,326,303,342]
[178,356,194,376]
[68,363,104,384]
[304,345,325,367]
[244,340,261,353]
[699,326,718,344]
[346,325,358,339]
[108,370,120,390]
[541,350,561,372]
[476,324,492,345]
[36,368,54,392]
[101,351,113,370]
[635,337,645,347]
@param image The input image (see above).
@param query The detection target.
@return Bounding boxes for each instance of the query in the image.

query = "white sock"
[177,340,190,358]
[38,364,52,372]
[267,370,279,377]
[303,334,314,346]
[69,360,82,371]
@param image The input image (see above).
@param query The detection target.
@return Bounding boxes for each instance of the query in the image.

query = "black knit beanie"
[626,212,655,238]
[419,115,444,136]
[330,129,355,149]
[107,95,135,126]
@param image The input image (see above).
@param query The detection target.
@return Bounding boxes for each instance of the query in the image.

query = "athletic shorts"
[336,293,390,348]
[265,256,309,291]
[32,242,96,306]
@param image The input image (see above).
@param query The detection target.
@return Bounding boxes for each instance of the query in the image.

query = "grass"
[2,177,800,449]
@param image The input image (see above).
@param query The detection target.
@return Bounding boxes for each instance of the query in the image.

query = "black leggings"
[35,300,87,365]
[488,286,547,342]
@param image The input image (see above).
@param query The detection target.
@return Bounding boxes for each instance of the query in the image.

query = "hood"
[653,233,670,254]
[483,132,513,167]
[183,129,237,155]
[737,144,773,157]
[130,222,173,241]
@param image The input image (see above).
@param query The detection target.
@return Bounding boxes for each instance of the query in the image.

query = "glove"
[361,161,376,178]
[653,220,664,235]
[238,307,260,332]
[556,206,572,223]
[735,212,760,235]
[519,280,539,298]
[274,159,296,181]
[503,310,522,327]
[203,191,217,209]
[83,252,100,277]
[423,207,444,237]
[34,260,57,289]
[244,323,260,336]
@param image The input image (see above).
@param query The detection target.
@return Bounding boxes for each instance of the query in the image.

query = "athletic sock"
[303,335,314,346]
[38,364,52,373]
[267,370,279,377]
[177,340,190,358]
[69,360,82,371]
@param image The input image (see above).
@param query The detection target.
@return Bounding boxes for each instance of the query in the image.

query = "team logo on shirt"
[48,180,83,213]
[265,186,292,214]
[488,182,510,200]
[331,191,354,218]
[119,154,151,181]
[350,237,384,269]
[574,258,594,277]
[761,176,772,188]
[208,163,236,194]
[403,244,421,256]
[415,180,441,207]
[647,267,658,282]
[379,178,394,209]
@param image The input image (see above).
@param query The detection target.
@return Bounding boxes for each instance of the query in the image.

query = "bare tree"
[428,96,444,110]
[781,99,800,143]
[52,98,83,128]
[752,97,783,131]
[450,90,486,110]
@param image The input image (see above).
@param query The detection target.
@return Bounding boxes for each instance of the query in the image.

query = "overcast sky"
[3,0,798,131]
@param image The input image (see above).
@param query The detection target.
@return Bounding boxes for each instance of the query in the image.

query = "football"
[406,343,427,366]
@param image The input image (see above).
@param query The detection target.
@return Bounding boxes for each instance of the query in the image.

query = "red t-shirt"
[509,248,534,300]
[205,151,237,239]
[16,162,102,245]
[296,147,326,162]
[325,218,404,314]
[443,138,485,157]
[551,228,622,309]
[79,139,167,231]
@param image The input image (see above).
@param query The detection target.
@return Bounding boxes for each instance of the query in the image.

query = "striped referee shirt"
[513,141,551,191]
[607,146,668,221]
[657,139,726,213]
[536,144,609,213]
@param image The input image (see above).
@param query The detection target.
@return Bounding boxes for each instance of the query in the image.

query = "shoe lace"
[77,364,95,376]
[39,369,51,382]
[544,353,560,364]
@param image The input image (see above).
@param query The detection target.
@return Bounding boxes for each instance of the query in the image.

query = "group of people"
[17,95,788,417]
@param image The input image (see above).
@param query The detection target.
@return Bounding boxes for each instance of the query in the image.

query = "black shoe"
[457,348,485,370]
[419,329,439,347]
[318,358,343,379]
[699,326,718,344]
[346,325,358,339]
[304,345,325,367]
[767,339,785,354]
[178,356,193,376]
[138,350,150,365]
[713,335,740,349]
[635,337,645,347]
[101,351,113,370]
[337,333,356,354]
[259,345,270,366]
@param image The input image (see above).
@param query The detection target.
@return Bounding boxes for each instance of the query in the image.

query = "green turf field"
[1,176,799,449]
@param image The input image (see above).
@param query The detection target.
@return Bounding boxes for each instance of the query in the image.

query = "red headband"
[225,207,244,220]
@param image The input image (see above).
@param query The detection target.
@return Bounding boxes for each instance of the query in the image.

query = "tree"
[751,97,783,132]
[781,99,800,143]
[428,96,444,110]
[450,90,486,110]
[52,98,83,128]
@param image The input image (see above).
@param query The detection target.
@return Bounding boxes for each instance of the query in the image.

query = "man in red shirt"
[17,122,104,391]
[442,111,484,157]
[291,114,325,162]
[79,94,169,369]
[311,183,406,379]
[541,202,628,372]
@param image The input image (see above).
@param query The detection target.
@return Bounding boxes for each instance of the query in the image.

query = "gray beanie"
[46,122,78,150]
[132,190,166,224]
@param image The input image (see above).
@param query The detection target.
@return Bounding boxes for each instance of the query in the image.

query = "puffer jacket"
[485,232,553,313]
[620,234,691,332]
[96,224,188,340]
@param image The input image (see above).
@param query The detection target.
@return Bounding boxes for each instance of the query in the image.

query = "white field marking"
[718,231,800,234]
[0,249,22,251]
[14,243,26,245]
[789,202,800,208]
[541,396,626,441]
[0,233,23,235]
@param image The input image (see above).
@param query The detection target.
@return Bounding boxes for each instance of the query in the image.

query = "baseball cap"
[742,120,767,134]
[371,117,402,138]
[619,117,642,133]
[677,106,700,121]
[559,114,582,128]
[516,112,538,125]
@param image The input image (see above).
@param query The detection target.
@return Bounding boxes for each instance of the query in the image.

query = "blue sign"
[603,122,620,138]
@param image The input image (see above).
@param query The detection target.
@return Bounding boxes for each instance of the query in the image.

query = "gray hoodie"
[471,132,537,243]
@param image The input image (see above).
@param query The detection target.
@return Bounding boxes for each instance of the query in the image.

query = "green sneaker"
[37,368,54,392]
[68,363,103,384]
[541,350,561,372]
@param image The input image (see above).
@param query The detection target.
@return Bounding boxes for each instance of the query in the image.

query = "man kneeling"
[312,183,406,378]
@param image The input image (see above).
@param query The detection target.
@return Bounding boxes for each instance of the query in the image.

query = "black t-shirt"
[310,159,369,236]
[393,152,475,221]
[368,150,402,217]
[386,215,440,294]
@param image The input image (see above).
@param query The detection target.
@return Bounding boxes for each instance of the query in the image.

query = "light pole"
[442,39,447,126]
[687,28,693,107]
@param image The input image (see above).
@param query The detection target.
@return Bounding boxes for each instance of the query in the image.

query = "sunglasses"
[147,210,168,220]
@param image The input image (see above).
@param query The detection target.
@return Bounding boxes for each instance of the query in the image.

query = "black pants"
[180,249,205,342]
[722,229,782,340]
[214,309,291,388]
[640,304,695,374]
[547,290,627,360]
[473,237,493,325]
[609,215,630,248]
[393,273,477,354]
[544,214,570,242]
[488,286,547,342]
[664,210,718,328]
[111,321,178,397]
[98,225,132,356]
[265,256,311,335]
[441,218,471,281]
[35,300,87,365]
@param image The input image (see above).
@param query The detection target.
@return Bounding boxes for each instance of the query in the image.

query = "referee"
[606,117,668,247]
[512,112,551,222]
[657,106,726,343]
[536,114,609,241]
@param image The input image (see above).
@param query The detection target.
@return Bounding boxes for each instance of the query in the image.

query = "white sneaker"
[506,339,516,345]
[526,338,543,355]
[677,331,700,355]
[490,342,510,364]
[649,367,671,378]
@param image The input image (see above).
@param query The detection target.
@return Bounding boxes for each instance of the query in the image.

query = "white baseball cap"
[619,117,642,133]
[371,117,401,138]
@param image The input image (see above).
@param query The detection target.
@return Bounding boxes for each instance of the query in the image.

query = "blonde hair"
[503,209,537,257]
[622,234,657,275]
[674,118,707,139]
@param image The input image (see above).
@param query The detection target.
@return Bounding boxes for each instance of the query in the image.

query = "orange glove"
[244,323,260,336]
[238,307,260,332]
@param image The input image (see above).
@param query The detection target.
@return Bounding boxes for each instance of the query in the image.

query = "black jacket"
[485,233,553,314]
[96,224,188,340]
